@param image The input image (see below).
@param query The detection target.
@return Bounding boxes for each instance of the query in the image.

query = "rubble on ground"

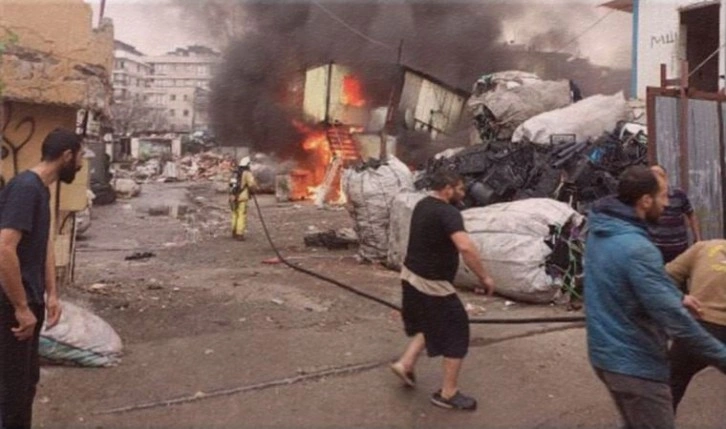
[113,178,141,199]
[304,227,358,250]
[111,151,277,196]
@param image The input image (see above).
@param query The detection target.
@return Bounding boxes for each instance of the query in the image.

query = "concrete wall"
[636,0,725,98]
[0,0,114,113]
[1,0,112,278]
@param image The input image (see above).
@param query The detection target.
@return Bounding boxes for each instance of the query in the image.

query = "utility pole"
[380,39,405,161]
[99,0,107,23]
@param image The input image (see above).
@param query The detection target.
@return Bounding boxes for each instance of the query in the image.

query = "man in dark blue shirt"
[0,128,83,429]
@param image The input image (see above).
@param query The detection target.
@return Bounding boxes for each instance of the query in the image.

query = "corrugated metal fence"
[648,88,726,239]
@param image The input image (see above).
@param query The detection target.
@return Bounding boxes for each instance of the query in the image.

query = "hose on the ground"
[251,194,586,325]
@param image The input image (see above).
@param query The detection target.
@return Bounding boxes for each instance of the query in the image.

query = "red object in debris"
[262,257,282,265]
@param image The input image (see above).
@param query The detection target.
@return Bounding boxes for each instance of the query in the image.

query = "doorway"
[680,2,720,92]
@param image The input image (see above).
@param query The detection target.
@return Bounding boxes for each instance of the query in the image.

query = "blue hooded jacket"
[585,196,726,382]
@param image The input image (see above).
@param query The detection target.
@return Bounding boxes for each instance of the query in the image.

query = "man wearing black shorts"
[390,170,495,411]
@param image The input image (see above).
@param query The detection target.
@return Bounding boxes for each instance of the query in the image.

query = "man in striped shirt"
[649,165,701,263]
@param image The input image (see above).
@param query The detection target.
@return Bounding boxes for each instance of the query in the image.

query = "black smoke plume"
[181,1,629,163]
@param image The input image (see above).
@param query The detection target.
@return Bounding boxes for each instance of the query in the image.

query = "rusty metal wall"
[654,96,682,188]
[687,99,723,239]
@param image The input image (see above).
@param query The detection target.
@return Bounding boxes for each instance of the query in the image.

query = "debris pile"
[418,77,646,213]
[468,71,573,143]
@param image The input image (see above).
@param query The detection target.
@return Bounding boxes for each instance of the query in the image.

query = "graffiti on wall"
[1,103,37,188]
[651,31,678,49]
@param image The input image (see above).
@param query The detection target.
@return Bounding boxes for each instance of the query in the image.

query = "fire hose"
[251,193,586,325]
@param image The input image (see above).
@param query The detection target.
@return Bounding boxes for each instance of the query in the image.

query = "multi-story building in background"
[146,46,220,133]
[111,42,219,134]
[113,40,152,103]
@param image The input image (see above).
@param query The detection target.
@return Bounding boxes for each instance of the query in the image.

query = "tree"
[111,97,168,135]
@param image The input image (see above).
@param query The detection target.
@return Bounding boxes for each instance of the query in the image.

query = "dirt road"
[33,182,726,429]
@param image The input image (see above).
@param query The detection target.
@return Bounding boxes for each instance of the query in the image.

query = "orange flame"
[289,120,342,203]
[342,75,366,107]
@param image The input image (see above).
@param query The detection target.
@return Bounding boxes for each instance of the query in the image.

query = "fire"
[289,121,346,205]
[342,75,366,107]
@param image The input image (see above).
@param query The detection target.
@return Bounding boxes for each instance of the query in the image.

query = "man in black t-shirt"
[390,170,495,411]
[0,128,84,429]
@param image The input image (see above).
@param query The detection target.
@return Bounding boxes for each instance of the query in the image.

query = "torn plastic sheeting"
[468,79,572,141]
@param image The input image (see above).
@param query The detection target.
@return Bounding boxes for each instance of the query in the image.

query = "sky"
[84,0,632,68]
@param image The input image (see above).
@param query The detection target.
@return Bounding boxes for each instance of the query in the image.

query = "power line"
[556,9,616,54]
[688,42,726,78]
[311,0,396,51]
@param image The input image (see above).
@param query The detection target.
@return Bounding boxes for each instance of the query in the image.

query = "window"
[170,94,176,101]
[183,95,188,101]
[183,110,190,117]
[170,109,175,117]
[120,60,125,69]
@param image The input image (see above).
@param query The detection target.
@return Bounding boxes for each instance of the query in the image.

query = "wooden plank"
[646,87,658,165]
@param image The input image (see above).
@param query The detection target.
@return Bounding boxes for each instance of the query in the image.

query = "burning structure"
[276,62,470,206]
[195,2,630,205]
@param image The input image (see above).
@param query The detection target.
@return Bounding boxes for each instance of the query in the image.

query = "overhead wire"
[555,9,616,54]
[688,42,726,78]
[311,0,396,51]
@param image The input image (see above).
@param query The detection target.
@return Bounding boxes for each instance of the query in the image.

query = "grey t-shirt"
[0,171,50,305]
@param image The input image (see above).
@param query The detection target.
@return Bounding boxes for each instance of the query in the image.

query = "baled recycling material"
[40,300,123,367]
[342,156,414,262]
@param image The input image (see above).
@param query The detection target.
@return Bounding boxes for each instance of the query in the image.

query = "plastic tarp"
[454,199,585,303]
[387,192,428,270]
[342,156,414,262]
[512,92,630,145]
[39,300,123,367]
[468,80,572,140]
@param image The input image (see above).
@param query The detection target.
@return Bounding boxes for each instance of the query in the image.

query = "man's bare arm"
[0,228,37,340]
[0,229,29,309]
[450,231,495,295]
[686,212,702,242]
[45,236,62,327]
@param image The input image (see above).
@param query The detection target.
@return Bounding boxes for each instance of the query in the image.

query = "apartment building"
[112,43,219,133]
[113,40,152,102]
[146,46,220,132]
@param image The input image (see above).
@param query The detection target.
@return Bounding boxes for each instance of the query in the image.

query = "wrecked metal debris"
[417,121,647,212]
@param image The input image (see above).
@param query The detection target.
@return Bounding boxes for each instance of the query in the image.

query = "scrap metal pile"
[417,122,647,212]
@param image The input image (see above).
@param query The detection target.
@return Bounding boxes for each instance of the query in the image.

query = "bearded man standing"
[584,165,726,429]
[0,128,84,429]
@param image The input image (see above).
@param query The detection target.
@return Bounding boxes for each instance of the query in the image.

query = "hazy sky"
[85,0,632,68]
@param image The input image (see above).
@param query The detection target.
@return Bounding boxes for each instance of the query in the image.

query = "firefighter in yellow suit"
[229,156,256,240]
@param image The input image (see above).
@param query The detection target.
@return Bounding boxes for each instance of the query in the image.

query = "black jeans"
[670,320,726,411]
[0,301,44,429]
[595,368,674,429]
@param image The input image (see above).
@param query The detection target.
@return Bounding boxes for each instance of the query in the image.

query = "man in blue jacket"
[585,165,726,429]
